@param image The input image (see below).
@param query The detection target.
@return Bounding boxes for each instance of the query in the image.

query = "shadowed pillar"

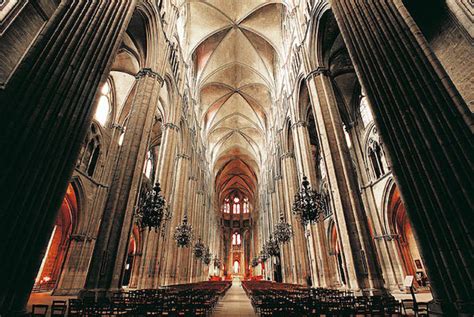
[84,68,163,294]
[331,0,473,314]
[0,1,136,313]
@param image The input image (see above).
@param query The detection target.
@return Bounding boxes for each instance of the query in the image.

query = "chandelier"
[264,235,280,257]
[273,213,293,244]
[193,237,205,258]
[202,247,212,265]
[137,183,169,231]
[259,248,269,262]
[174,214,193,247]
[213,256,222,268]
[292,176,326,226]
[251,257,259,268]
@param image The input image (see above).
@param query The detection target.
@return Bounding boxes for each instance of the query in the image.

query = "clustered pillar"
[0,1,137,313]
[85,68,163,294]
[331,0,473,314]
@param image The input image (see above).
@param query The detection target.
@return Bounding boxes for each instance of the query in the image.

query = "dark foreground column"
[331,0,473,315]
[0,1,137,314]
[84,69,162,294]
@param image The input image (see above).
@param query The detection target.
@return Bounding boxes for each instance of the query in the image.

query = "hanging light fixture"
[273,213,293,244]
[292,176,326,226]
[202,247,212,265]
[193,237,205,258]
[264,235,280,257]
[251,257,259,268]
[213,256,222,268]
[137,183,169,231]
[174,214,193,247]
[259,248,269,262]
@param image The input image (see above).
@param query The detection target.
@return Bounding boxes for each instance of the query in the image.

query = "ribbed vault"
[184,0,285,208]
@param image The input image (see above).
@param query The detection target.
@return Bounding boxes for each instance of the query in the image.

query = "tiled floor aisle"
[213,279,256,317]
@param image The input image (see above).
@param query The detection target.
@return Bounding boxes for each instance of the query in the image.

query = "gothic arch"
[33,182,81,292]
[363,124,388,181]
[383,179,428,286]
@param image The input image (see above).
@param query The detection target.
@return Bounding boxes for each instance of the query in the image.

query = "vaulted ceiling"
[183,1,286,205]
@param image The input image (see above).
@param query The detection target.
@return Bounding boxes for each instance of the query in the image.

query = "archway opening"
[389,185,429,288]
[33,183,77,292]
[122,234,136,287]
[329,222,346,286]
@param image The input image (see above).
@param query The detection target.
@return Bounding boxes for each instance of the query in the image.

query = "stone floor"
[212,279,256,317]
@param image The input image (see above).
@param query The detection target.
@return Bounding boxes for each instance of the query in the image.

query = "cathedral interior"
[0,0,472,316]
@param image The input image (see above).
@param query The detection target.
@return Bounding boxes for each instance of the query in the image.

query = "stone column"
[137,123,179,289]
[331,0,473,314]
[281,153,311,285]
[292,122,331,287]
[85,68,163,294]
[161,153,190,285]
[306,68,384,293]
[349,124,406,291]
[0,1,136,313]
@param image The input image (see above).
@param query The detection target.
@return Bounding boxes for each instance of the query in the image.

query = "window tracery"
[223,198,230,214]
[232,232,241,245]
[233,197,240,214]
[243,198,249,214]
[78,124,101,177]
[143,150,153,179]
[366,126,388,180]
[94,82,112,127]
[359,95,374,129]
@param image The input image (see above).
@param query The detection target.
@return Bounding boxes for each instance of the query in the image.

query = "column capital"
[164,122,179,131]
[177,153,191,160]
[291,120,308,129]
[280,152,295,159]
[373,234,399,241]
[306,66,331,80]
[136,68,164,85]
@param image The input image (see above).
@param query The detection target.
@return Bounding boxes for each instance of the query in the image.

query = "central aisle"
[213,279,256,317]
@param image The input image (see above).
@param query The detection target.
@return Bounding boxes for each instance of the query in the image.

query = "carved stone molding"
[291,120,308,129]
[177,153,191,160]
[306,66,330,80]
[164,122,179,131]
[373,234,399,241]
[274,175,283,180]
[280,152,295,159]
[135,68,164,85]
[70,234,95,242]
[188,176,198,181]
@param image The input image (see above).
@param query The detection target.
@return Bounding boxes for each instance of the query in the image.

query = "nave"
[1,0,472,316]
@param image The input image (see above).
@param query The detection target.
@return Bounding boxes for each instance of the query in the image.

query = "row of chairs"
[31,300,67,316]
[242,281,428,316]
[30,281,231,316]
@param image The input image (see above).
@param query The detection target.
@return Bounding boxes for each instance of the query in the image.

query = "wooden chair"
[31,304,48,317]
[50,300,67,316]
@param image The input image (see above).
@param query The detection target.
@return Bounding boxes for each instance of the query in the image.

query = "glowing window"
[344,128,352,148]
[95,95,110,126]
[359,96,374,128]
[243,198,249,213]
[232,232,241,245]
[101,82,111,95]
[233,197,240,214]
[144,151,153,178]
[118,131,125,146]
[223,199,230,213]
